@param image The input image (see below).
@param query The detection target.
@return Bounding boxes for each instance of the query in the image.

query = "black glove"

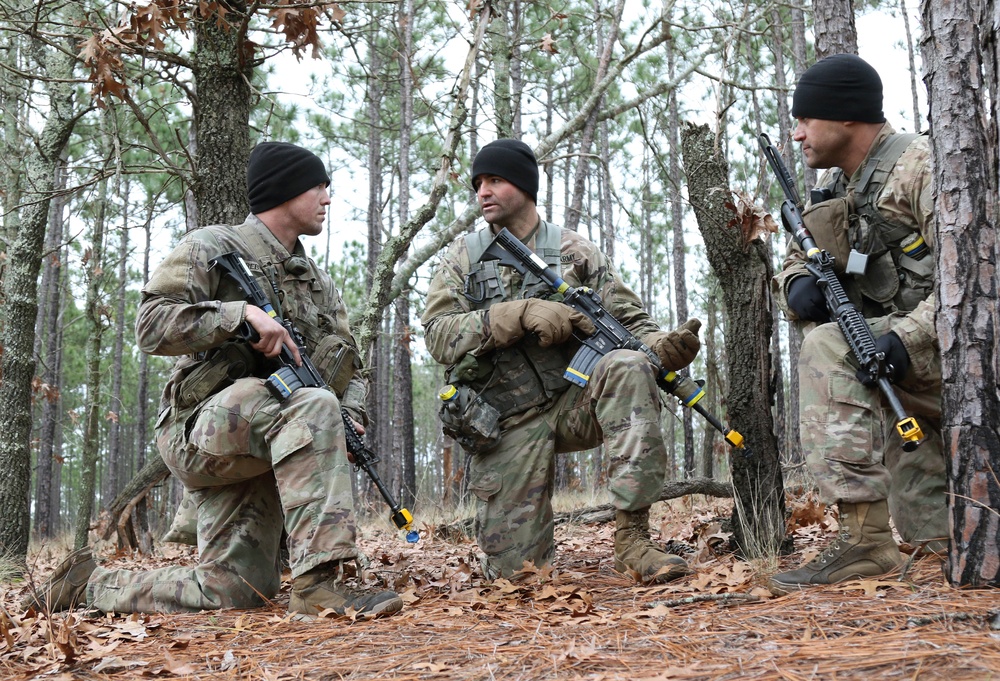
[856,332,910,386]
[786,275,830,322]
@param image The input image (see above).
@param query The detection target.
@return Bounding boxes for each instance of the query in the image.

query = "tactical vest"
[168,221,356,412]
[453,222,574,420]
[803,133,933,315]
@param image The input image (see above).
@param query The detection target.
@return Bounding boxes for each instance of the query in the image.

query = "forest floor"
[2,493,999,681]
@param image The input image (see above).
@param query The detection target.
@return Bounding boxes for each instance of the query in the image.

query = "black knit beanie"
[247,141,331,214]
[791,54,886,124]
[471,139,539,203]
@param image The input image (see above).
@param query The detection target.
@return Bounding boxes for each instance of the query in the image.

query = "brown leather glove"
[487,299,596,348]
[646,318,702,370]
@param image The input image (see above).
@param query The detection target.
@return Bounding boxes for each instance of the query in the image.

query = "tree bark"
[190,1,252,226]
[0,18,80,567]
[76,136,109,550]
[680,122,786,559]
[921,0,1000,587]
[812,0,858,58]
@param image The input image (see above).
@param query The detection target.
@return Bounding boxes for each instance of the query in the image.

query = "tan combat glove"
[645,318,702,371]
[487,299,596,349]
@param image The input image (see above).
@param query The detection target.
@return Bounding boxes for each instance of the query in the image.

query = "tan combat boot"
[21,547,97,613]
[769,500,903,596]
[289,562,403,620]
[614,508,691,584]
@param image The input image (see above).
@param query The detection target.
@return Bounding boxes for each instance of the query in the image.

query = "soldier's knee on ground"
[162,492,198,545]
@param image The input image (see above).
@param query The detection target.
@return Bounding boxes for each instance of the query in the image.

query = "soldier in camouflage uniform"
[422,139,702,583]
[25,142,403,619]
[769,55,946,595]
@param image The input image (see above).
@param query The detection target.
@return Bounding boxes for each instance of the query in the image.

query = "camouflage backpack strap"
[463,227,505,307]
[854,132,920,247]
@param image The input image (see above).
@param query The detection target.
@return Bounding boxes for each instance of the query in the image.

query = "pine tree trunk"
[921,0,1000,587]
[0,22,78,567]
[667,32,695,477]
[680,122,786,558]
[812,0,858,58]
[76,151,109,550]
[104,181,129,504]
[190,1,252,225]
[33,160,67,540]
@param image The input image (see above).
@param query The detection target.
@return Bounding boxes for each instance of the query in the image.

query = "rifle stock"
[758,133,923,451]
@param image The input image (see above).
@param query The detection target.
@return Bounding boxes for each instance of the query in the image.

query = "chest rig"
[804,133,933,315]
[456,222,573,420]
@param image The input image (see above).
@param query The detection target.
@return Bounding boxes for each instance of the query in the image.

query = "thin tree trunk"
[394,0,417,511]
[33,159,67,540]
[565,0,624,233]
[105,178,129,505]
[667,30,694,477]
[680,122,785,558]
[77,144,109,550]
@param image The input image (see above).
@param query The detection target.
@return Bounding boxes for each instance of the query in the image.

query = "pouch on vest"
[175,342,257,410]
[801,196,853,275]
[438,384,501,452]
[448,352,493,383]
[312,334,359,397]
[856,250,900,304]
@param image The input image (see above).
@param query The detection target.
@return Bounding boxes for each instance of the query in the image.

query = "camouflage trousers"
[799,317,947,544]
[468,350,668,578]
[88,378,358,613]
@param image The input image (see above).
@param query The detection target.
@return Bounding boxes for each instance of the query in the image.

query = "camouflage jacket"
[137,214,367,422]
[772,123,936,365]
[422,221,662,424]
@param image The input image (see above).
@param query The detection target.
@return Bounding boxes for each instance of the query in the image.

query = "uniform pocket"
[468,468,502,503]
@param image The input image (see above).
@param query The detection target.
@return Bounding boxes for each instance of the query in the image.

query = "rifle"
[208,251,419,542]
[758,132,923,451]
[479,228,751,457]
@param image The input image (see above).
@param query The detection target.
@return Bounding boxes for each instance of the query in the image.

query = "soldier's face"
[475,175,532,226]
[793,117,852,170]
[285,184,331,236]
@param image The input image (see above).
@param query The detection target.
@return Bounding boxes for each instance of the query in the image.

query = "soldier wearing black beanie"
[471,139,539,204]
[791,53,885,124]
[247,141,331,214]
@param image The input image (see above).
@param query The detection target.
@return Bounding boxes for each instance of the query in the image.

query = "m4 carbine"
[208,251,419,541]
[758,132,923,451]
[478,228,751,457]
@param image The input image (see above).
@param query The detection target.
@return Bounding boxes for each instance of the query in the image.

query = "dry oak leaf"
[726,191,779,247]
[834,578,910,596]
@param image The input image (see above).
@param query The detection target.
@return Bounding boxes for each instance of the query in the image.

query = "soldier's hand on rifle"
[245,305,302,365]
[646,318,702,371]
[487,298,596,348]
[787,275,831,322]
[857,332,910,386]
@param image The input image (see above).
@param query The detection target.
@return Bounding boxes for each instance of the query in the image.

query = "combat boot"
[289,562,403,620]
[21,547,97,613]
[769,500,902,596]
[614,508,690,584]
